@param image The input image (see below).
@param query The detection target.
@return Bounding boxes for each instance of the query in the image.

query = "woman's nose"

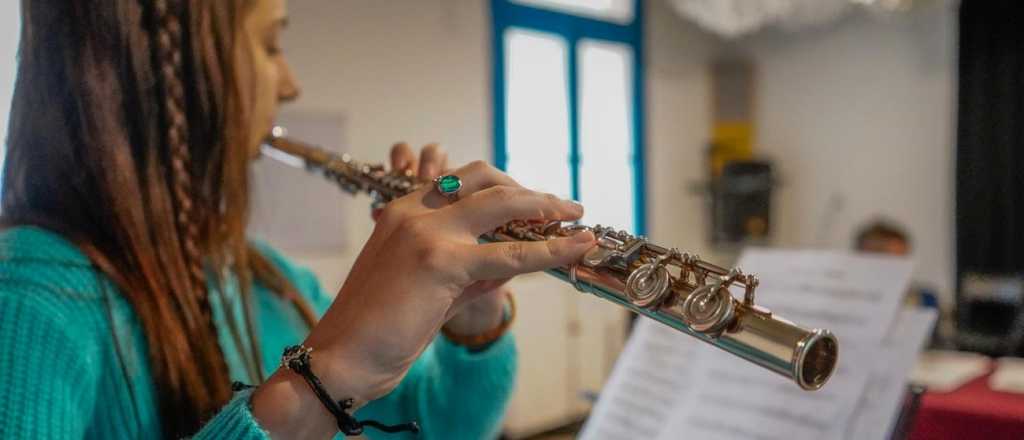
[278,60,301,103]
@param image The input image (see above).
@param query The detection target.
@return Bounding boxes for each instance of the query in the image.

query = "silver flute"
[262,129,838,391]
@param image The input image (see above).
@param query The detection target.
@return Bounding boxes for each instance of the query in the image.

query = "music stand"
[888,384,927,440]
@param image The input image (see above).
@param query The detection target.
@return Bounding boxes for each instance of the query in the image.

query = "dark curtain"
[956,0,1024,280]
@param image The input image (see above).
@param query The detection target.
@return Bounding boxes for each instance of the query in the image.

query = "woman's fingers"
[417,143,447,179]
[389,142,446,177]
[461,231,596,281]
[440,185,583,236]
[390,142,417,173]
[378,141,413,222]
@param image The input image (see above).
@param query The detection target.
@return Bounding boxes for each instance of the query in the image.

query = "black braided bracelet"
[280,345,420,436]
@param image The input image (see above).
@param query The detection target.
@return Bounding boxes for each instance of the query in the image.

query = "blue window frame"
[491,0,647,235]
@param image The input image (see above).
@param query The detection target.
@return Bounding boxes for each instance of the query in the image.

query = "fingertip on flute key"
[570,230,595,244]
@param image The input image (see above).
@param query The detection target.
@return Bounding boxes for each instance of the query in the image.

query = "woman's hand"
[375,143,514,339]
[254,147,595,439]
[319,154,593,396]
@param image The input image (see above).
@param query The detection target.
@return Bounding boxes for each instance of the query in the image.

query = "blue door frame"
[490,0,647,235]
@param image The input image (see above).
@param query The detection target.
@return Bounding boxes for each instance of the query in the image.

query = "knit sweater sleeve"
[257,244,519,440]
[0,282,273,440]
[191,389,271,439]
[0,283,101,439]
[356,334,518,440]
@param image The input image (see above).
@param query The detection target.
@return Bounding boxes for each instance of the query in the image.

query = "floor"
[511,419,583,440]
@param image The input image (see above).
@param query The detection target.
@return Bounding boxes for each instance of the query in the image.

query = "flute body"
[262,131,838,391]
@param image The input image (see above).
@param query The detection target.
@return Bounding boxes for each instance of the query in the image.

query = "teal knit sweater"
[0,226,516,439]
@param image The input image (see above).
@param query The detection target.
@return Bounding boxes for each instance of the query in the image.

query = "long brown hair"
[3,0,316,437]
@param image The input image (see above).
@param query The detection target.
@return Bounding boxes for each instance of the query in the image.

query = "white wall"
[729,1,958,304]
[280,0,490,165]
[271,0,492,291]
[644,0,719,257]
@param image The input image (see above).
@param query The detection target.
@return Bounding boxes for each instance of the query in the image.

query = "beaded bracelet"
[280,345,420,436]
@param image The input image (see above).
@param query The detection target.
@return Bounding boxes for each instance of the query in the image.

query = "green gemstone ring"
[433,174,463,202]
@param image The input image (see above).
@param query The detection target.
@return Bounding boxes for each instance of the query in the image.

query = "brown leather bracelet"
[441,294,516,350]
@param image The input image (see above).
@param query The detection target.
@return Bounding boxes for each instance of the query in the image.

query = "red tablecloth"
[910,371,1024,440]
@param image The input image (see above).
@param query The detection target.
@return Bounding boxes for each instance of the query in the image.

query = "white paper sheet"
[840,307,938,440]
[577,318,702,440]
[657,334,871,440]
[581,249,921,440]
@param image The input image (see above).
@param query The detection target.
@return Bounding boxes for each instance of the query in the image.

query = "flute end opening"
[797,329,838,391]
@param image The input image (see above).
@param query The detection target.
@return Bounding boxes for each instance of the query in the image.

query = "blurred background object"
[703,59,778,249]
[855,219,912,256]
[668,0,917,38]
[954,0,1024,361]
[957,274,1024,355]
[710,160,774,247]
[708,60,755,177]
[854,218,946,349]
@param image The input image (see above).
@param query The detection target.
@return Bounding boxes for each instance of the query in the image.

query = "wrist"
[316,343,402,403]
[444,297,506,336]
[251,347,379,439]
[442,294,515,349]
[301,315,404,403]
[252,369,338,439]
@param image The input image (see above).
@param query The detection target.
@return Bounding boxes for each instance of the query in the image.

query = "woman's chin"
[247,121,274,159]
[248,142,264,160]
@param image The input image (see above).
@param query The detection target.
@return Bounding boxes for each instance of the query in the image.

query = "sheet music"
[581,249,918,440]
[577,319,701,440]
[841,307,938,440]
[656,331,872,440]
